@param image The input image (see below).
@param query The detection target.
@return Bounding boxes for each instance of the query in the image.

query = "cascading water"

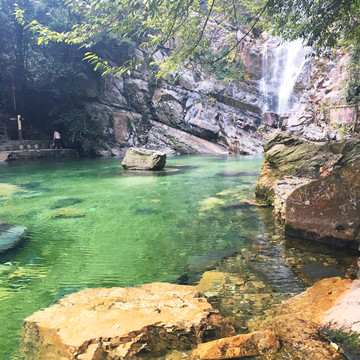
[260,37,311,114]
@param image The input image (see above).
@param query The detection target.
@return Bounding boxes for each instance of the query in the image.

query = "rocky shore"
[20,276,360,359]
[255,132,360,248]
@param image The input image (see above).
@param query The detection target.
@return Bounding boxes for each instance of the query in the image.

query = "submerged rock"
[53,208,86,219]
[51,198,84,209]
[21,282,234,360]
[0,222,26,252]
[0,183,21,197]
[121,147,166,170]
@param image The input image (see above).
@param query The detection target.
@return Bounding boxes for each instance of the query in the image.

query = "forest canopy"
[14,0,360,77]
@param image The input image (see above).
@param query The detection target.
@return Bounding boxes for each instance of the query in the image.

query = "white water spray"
[260,37,310,114]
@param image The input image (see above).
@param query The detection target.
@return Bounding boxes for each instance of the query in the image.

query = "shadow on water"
[215,170,261,177]
[117,164,199,177]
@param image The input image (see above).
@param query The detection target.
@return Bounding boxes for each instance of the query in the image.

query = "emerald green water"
[0,156,356,359]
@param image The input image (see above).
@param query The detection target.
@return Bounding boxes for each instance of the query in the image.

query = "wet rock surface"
[190,234,357,359]
[21,282,234,360]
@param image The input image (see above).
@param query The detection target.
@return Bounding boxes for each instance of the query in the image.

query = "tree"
[16,0,360,79]
[15,0,262,77]
[251,0,360,49]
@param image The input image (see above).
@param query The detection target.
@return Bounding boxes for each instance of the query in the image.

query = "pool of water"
[0,156,356,359]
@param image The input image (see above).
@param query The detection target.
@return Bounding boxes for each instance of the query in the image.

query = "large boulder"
[0,222,26,252]
[255,132,360,247]
[21,282,235,360]
[121,147,166,170]
[285,148,360,246]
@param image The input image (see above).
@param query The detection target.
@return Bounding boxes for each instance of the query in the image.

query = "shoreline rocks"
[191,331,279,359]
[255,132,360,247]
[121,147,167,170]
[249,277,360,359]
[21,282,234,360]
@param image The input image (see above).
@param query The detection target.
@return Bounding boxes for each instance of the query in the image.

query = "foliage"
[0,0,106,142]
[197,47,247,82]
[260,0,360,49]
[52,109,107,147]
[346,42,360,105]
[11,0,360,81]
[14,0,261,78]
[4,0,360,144]
[320,326,360,359]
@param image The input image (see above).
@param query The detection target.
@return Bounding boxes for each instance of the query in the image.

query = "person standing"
[53,131,62,149]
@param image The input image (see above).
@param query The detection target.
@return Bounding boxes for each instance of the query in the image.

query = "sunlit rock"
[251,277,359,359]
[121,147,166,170]
[147,121,229,155]
[21,282,234,360]
[191,331,279,359]
[322,280,360,333]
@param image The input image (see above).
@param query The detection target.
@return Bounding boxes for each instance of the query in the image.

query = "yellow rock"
[191,331,279,359]
[21,283,235,359]
[216,189,236,196]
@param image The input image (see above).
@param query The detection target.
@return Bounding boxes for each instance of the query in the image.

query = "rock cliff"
[83,61,265,156]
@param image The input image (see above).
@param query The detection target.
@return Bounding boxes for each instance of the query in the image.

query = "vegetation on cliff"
[15,0,360,76]
[1,0,360,148]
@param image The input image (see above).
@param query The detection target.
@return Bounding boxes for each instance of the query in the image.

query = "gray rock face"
[76,30,267,157]
[0,222,26,252]
[262,112,280,128]
[121,147,166,170]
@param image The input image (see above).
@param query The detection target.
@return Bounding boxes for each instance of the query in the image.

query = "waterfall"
[260,37,310,114]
